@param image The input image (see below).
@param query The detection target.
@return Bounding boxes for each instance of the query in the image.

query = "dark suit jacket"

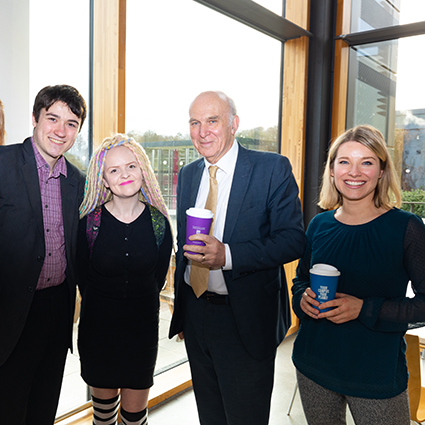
[169,144,306,360]
[0,138,85,366]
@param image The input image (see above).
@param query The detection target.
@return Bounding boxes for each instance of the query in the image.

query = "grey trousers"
[296,369,410,425]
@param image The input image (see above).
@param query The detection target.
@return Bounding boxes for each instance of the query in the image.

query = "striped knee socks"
[120,406,147,425]
[92,394,120,425]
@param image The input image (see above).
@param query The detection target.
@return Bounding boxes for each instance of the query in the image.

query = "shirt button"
[45,205,48,208]
[37,256,44,263]
[28,286,34,292]
[125,253,129,257]
[124,237,128,241]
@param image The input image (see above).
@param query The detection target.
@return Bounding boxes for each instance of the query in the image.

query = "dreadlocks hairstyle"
[79,134,169,219]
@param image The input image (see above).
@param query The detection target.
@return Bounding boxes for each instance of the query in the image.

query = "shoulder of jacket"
[183,157,203,171]
[0,141,24,156]
[239,145,289,164]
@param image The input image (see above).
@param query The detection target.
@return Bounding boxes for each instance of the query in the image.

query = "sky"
[29,0,90,132]
[395,0,425,110]
[28,0,425,137]
[125,0,281,136]
[28,0,282,139]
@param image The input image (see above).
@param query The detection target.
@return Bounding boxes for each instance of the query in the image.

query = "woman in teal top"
[292,125,425,425]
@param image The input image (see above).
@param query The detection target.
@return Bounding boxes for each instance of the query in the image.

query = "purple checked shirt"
[31,138,67,290]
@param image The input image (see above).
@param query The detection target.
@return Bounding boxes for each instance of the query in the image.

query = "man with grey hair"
[170,91,306,424]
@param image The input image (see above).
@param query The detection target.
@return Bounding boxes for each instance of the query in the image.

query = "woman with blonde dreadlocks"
[77,134,172,425]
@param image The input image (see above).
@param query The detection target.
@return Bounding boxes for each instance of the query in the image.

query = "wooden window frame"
[58,0,311,421]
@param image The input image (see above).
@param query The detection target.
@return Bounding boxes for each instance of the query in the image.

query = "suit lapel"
[189,160,204,208]
[223,145,252,242]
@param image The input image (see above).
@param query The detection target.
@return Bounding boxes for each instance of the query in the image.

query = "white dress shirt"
[184,141,239,294]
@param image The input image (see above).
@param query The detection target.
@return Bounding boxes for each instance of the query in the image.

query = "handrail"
[402,201,425,214]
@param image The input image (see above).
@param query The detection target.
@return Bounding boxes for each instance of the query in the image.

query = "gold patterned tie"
[190,166,219,297]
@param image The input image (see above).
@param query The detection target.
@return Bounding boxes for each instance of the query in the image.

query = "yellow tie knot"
[209,165,218,179]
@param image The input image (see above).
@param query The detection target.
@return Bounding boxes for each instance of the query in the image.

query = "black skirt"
[76,205,172,389]
[78,287,159,389]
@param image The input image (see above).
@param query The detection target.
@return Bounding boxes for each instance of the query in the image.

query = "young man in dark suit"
[170,91,306,424]
[0,85,87,424]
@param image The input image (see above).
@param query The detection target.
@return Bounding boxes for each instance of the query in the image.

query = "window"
[126,0,282,376]
[253,0,283,16]
[345,2,425,218]
[30,0,90,173]
[350,0,425,32]
[346,39,397,141]
[126,0,282,223]
[1,0,310,421]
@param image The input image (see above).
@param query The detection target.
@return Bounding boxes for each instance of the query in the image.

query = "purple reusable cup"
[310,264,340,312]
[185,208,214,255]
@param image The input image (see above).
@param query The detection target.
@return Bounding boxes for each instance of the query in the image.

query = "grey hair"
[190,91,237,126]
[215,91,237,125]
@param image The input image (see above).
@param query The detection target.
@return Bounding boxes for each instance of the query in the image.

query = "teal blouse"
[292,208,425,399]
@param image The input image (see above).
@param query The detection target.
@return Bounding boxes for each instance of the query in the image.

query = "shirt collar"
[31,137,67,178]
[203,140,239,175]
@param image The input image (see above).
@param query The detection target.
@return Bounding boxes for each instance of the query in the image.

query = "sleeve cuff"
[223,243,232,270]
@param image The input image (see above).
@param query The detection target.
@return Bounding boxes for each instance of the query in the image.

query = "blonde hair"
[319,124,401,210]
[80,134,169,219]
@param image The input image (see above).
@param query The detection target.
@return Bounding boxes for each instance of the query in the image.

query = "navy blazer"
[0,138,85,365]
[169,144,306,360]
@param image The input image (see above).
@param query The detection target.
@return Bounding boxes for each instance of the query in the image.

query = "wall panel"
[281,0,310,336]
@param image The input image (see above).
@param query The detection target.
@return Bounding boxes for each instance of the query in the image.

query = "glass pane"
[351,0,425,33]
[126,0,282,374]
[29,0,90,173]
[253,0,283,16]
[29,0,90,417]
[126,0,281,224]
[346,39,398,141]
[346,33,425,218]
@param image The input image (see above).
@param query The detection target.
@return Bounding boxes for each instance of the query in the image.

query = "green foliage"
[126,126,279,153]
[128,129,189,144]
[237,126,277,142]
[236,126,278,152]
[401,189,425,218]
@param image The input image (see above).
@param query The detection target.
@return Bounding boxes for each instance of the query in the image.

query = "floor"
[59,333,347,425]
[146,333,357,425]
[57,296,423,424]
[147,334,423,425]
[58,313,352,424]
[58,331,424,425]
